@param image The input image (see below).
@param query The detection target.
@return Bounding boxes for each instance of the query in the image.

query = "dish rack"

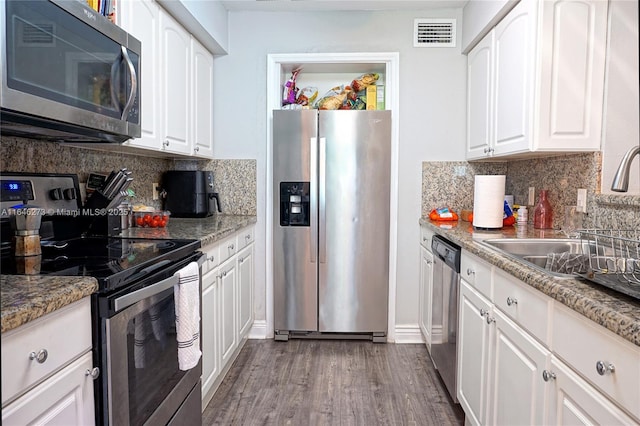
[578,229,640,300]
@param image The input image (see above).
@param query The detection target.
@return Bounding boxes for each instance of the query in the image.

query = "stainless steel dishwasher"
[430,234,461,403]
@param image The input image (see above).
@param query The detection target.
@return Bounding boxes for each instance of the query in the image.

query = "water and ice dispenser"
[279,182,310,226]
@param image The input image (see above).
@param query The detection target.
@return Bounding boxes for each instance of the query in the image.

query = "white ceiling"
[219,0,469,12]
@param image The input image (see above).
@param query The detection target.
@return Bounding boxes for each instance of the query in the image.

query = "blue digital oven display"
[1,180,33,202]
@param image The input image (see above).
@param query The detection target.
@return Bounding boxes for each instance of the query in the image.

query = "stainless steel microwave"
[0,0,141,143]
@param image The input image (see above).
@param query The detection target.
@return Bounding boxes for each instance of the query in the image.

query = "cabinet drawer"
[493,269,551,345]
[420,226,435,250]
[1,298,92,406]
[201,242,220,274]
[461,251,492,298]
[218,235,238,265]
[552,304,640,420]
[237,226,254,250]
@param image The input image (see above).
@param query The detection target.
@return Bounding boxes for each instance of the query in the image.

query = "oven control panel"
[0,174,81,219]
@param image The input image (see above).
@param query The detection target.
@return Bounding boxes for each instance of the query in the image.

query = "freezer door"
[273,110,319,332]
[318,110,391,333]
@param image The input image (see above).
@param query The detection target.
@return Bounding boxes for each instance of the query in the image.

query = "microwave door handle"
[110,57,122,114]
[120,46,137,120]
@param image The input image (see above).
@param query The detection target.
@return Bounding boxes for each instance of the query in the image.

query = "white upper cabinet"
[191,37,214,158]
[118,0,162,151]
[160,8,191,156]
[116,0,214,159]
[466,0,608,160]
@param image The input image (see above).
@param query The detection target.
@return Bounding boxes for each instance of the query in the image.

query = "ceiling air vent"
[413,18,456,48]
[19,21,56,47]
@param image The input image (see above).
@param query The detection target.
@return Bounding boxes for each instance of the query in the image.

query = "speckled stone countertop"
[122,214,257,246]
[419,218,640,348]
[1,214,256,334]
[1,275,98,334]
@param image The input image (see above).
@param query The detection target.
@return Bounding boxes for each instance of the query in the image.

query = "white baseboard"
[248,320,269,339]
[393,324,426,344]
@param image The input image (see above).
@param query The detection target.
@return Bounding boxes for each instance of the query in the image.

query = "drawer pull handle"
[467,268,475,276]
[86,367,100,380]
[246,235,251,240]
[29,349,48,364]
[229,244,235,250]
[506,297,518,306]
[486,315,495,325]
[479,308,488,317]
[542,370,556,382]
[208,256,215,262]
[596,361,615,376]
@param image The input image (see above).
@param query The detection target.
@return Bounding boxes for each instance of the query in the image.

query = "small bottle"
[533,190,553,229]
[517,206,528,225]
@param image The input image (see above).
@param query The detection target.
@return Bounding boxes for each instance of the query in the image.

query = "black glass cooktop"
[1,236,200,293]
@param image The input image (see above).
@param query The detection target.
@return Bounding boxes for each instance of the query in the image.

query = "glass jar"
[533,189,553,229]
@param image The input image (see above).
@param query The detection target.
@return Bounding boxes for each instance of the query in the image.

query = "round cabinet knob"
[208,255,215,262]
[29,349,48,364]
[486,315,495,325]
[194,146,200,153]
[164,140,170,147]
[506,297,518,306]
[426,260,433,265]
[479,308,488,317]
[229,244,235,250]
[542,370,556,382]
[86,367,100,380]
[467,268,475,276]
[596,361,615,376]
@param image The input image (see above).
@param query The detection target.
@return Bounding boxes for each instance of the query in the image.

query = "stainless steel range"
[0,173,203,425]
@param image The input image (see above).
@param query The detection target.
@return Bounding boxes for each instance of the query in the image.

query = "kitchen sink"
[479,238,605,279]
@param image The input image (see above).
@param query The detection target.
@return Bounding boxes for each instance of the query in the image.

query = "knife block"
[81,192,122,236]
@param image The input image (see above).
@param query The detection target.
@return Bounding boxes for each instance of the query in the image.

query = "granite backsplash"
[0,136,256,215]
[422,153,640,231]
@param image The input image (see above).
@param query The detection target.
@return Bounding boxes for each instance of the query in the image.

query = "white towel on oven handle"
[174,261,201,371]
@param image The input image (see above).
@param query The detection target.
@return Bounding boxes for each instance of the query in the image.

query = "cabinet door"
[160,9,191,155]
[492,0,536,156]
[488,309,549,426]
[457,280,492,426]
[118,0,162,151]
[201,267,220,400]
[418,246,434,344]
[466,31,494,160]
[546,356,638,425]
[191,37,214,158]
[237,245,254,339]
[1,352,95,426]
[219,260,237,367]
[536,0,607,151]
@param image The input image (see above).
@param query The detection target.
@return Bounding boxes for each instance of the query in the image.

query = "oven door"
[103,253,203,426]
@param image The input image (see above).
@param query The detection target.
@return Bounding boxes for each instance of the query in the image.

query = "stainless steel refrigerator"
[273,110,391,342]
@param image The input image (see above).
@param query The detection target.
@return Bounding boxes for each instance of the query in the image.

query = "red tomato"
[136,217,145,227]
[151,219,160,228]
[152,215,161,221]
[161,215,169,221]
[143,214,152,224]
[160,219,167,227]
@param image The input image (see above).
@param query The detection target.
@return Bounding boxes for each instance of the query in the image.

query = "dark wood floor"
[203,339,465,425]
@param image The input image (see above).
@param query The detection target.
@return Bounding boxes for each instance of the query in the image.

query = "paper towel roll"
[473,175,506,229]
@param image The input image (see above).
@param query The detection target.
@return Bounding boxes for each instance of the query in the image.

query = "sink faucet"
[611,145,640,192]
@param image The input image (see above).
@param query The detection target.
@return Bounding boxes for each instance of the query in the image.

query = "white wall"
[211,9,467,337]
[601,0,640,195]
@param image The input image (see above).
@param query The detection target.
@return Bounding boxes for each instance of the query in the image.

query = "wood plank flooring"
[202,339,465,425]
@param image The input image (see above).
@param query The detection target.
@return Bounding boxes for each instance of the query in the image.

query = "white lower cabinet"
[1,352,95,426]
[200,225,255,407]
[1,298,96,426]
[457,249,640,425]
[546,356,638,425]
[418,225,435,347]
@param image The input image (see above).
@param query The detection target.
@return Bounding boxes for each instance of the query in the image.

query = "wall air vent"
[18,20,56,47]
[413,19,456,48]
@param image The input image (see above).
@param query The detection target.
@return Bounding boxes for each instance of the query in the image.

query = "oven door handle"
[113,273,179,312]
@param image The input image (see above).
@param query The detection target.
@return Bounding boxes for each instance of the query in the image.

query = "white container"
[472,175,506,229]
[517,206,528,224]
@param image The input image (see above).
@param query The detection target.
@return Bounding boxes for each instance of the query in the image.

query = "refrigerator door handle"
[319,136,327,264]
[310,137,318,263]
